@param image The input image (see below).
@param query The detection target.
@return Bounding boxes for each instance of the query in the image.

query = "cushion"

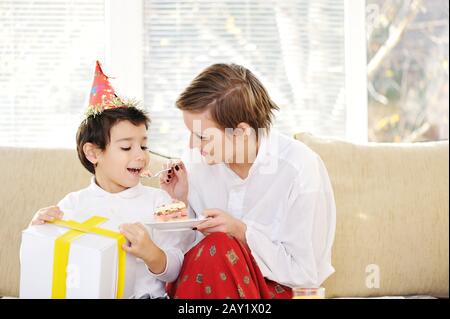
[294,133,449,298]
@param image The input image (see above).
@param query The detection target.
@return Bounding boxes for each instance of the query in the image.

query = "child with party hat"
[25,61,194,298]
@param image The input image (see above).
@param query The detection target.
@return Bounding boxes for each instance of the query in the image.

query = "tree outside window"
[366,0,449,142]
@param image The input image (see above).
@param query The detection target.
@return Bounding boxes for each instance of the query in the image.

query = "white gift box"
[19,217,136,299]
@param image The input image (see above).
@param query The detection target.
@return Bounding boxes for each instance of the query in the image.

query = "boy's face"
[95,120,149,192]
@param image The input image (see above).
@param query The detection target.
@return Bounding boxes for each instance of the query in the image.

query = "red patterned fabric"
[166,232,293,299]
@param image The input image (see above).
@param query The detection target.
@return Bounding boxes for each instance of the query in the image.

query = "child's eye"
[141,146,148,150]
[121,147,131,151]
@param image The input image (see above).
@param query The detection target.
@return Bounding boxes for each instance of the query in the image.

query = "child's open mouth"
[127,168,142,176]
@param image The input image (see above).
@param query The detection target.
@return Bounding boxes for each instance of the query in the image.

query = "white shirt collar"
[87,177,143,199]
[248,130,272,174]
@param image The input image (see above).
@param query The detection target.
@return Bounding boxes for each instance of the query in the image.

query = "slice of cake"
[154,201,188,222]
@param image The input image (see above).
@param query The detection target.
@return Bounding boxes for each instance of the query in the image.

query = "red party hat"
[85,61,132,118]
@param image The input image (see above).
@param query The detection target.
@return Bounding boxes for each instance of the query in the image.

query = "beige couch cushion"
[294,133,449,298]
[0,147,169,297]
[1,134,448,298]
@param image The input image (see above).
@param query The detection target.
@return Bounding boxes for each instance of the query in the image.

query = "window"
[1,0,371,153]
[0,0,105,148]
[366,0,449,142]
[143,0,351,156]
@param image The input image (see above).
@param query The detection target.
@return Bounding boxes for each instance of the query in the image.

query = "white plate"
[145,217,206,232]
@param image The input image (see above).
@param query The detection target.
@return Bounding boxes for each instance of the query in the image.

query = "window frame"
[105,0,144,102]
[106,0,368,144]
[344,0,368,143]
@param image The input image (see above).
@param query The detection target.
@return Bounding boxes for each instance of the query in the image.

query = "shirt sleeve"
[145,189,196,283]
[146,229,195,283]
[181,148,207,220]
[244,156,336,288]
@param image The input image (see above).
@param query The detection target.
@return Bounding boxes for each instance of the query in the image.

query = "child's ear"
[236,122,253,136]
[83,143,101,165]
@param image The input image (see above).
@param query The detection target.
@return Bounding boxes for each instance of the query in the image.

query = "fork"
[140,167,172,179]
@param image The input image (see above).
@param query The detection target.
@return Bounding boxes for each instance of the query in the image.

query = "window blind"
[0,0,105,148]
[143,0,346,157]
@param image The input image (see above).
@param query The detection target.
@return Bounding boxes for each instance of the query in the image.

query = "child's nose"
[135,148,147,161]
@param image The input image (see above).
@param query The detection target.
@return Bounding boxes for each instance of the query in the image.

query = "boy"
[27,61,193,298]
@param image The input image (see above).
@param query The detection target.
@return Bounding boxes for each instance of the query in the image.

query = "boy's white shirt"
[54,178,195,298]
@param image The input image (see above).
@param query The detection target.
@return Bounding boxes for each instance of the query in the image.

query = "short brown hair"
[176,63,279,135]
[76,107,150,174]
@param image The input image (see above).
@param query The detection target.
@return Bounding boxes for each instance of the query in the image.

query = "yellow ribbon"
[50,216,126,299]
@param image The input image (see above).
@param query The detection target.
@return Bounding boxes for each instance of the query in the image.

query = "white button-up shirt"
[56,178,194,298]
[183,131,336,288]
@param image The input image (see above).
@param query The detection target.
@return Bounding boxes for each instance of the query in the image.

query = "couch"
[1,133,448,298]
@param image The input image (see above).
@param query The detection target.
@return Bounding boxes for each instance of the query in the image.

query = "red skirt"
[166,232,293,299]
